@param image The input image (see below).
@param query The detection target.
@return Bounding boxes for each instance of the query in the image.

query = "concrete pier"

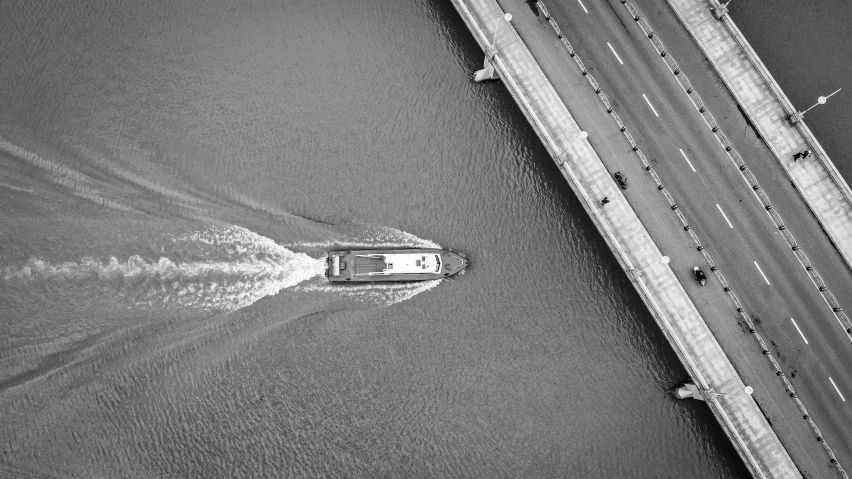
[450,0,801,477]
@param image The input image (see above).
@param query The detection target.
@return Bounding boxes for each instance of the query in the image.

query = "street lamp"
[630,256,672,274]
[789,88,842,124]
[490,13,513,49]
[703,385,754,401]
[674,382,753,402]
[629,255,670,279]
[711,1,731,20]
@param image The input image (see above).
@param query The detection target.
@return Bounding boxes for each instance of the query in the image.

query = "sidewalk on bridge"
[664,0,852,277]
[451,0,800,477]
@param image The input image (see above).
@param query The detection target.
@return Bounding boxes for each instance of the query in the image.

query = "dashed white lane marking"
[829,377,846,402]
[642,94,659,117]
[679,148,696,172]
[607,42,623,65]
[577,0,589,14]
[716,204,734,229]
[790,318,809,344]
[753,261,770,285]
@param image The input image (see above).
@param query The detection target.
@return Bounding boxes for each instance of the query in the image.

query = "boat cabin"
[355,253,441,276]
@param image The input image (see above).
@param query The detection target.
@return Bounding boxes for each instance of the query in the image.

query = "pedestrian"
[601,196,610,205]
[793,150,810,161]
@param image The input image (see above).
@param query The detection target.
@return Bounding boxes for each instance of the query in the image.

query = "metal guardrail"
[537,0,848,476]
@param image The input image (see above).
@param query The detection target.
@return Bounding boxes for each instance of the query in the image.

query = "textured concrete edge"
[448,1,794,477]
[666,0,852,272]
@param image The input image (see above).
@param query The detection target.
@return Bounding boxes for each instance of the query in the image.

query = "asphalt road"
[495,0,852,474]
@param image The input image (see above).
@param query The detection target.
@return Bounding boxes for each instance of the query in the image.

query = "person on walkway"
[793,150,811,161]
[601,197,610,205]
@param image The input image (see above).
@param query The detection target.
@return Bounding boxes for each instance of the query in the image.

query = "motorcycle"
[693,266,706,286]
[614,171,628,190]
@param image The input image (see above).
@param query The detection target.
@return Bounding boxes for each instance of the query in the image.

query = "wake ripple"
[295,279,443,306]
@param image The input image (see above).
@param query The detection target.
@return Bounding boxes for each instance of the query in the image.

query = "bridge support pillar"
[472,48,501,82]
[673,382,707,401]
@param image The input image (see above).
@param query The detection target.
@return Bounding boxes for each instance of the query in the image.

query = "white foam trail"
[4,255,325,312]
[3,225,327,312]
[296,279,442,306]
[291,225,441,249]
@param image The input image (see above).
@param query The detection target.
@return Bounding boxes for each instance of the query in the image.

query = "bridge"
[450,0,852,477]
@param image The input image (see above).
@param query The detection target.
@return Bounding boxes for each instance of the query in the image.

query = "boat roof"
[357,252,441,274]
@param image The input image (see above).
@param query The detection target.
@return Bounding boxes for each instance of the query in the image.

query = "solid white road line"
[607,42,624,65]
[790,318,809,344]
[642,94,659,117]
[829,377,846,402]
[679,149,696,172]
[716,204,734,229]
[754,261,770,285]
[577,0,589,14]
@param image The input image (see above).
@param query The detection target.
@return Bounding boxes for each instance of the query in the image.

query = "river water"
[0,1,845,477]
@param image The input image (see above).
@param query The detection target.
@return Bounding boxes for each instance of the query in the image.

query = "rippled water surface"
[7,0,835,476]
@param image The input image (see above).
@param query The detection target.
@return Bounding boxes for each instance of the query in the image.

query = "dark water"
[4,0,842,477]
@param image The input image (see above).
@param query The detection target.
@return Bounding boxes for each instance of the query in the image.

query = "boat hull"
[326,249,468,282]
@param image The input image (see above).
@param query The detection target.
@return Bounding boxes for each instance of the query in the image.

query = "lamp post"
[490,13,513,50]
[789,88,841,124]
[675,382,753,401]
[703,385,754,401]
[712,1,730,20]
[629,255,670,279]
[557,131,589,165]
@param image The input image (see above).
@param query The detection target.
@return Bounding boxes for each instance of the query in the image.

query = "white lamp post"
[629,255,670,278]
[704,385,754,401]
[790,88,841,123]
[675,383,753,402]
[490,13,513,49]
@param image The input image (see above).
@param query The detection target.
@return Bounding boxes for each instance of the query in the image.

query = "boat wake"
[1,136,449,313]
[295,279,443,307]
[290,224,442,250]
[2,225,447,312]
[3,226,325,312]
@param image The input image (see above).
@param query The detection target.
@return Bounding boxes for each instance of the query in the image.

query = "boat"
[326,249,469,282]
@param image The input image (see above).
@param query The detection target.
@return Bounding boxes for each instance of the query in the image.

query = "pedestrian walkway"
[665,0,852,272]
[450,0,799,477]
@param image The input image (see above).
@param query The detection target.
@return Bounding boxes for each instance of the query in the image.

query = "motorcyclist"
[693,266,706,284]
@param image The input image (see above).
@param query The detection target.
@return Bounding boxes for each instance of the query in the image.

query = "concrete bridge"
[450,0,852,477]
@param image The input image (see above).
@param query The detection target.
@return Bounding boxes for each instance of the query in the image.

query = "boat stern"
[326,251,350,282]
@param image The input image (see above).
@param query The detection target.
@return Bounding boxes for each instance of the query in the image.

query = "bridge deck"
[451,0,801,476]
